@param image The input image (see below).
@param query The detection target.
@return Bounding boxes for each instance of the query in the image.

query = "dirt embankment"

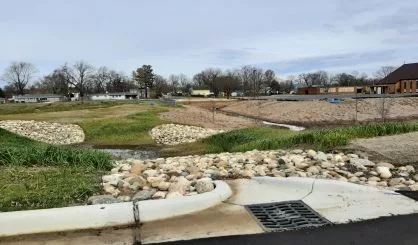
[160,105,256,131]
[220,97,418,126]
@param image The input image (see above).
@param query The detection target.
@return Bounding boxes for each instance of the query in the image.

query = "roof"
[91,93,138,96]
[13,94,64,99]
[378,63,418,85]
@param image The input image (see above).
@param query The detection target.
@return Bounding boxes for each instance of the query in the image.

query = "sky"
[1,0,418,87]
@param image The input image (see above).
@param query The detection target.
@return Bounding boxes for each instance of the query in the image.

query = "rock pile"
[99,149,417,203]
[150,124,223,145]
[0,120,85,145]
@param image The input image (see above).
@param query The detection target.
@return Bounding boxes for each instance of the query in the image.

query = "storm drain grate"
[246,200,331,232]
[396,190,418,201]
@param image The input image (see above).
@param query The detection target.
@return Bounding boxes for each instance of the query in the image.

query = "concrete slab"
[302,178,418,224]
[226,177,314,205]
[141,203,263,244]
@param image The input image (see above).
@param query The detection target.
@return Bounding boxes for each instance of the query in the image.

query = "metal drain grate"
[246,200,331,232]
[396,190,418,201]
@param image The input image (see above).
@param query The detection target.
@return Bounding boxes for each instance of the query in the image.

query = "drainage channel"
[246,200,331,232]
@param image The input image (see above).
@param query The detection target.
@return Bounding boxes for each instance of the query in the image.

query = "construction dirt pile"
[221,97,418,126]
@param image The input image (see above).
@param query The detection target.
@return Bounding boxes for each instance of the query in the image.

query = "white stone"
[376,166,392,179]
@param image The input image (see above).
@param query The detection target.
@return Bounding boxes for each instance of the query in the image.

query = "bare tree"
[169,74,180,94]
[263,69,276,95]
[91,66,110,93]
[2,62,38,95]
[153,75,170,98]
[249,67,264,97]
[193,68,222,96]
[38,68,69,95]
[62,61,95,99]
[375,66,396,79]
[376,96,392,122]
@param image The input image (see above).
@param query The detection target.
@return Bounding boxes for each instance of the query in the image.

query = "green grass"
[0,128,112,168]
[0,129,113,211]
[170,122,418,156]
[0,166,104,212]
[0,101,133,115]
[79,106,168,146]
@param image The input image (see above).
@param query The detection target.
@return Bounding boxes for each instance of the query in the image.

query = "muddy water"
[218,110,306,131]
[93,146,159,160]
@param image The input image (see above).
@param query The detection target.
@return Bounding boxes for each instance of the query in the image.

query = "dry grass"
[221,97,418,126]
[0,104,147,123]
[160,105,256,130]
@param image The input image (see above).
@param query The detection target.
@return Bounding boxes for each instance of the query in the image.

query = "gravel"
[150,124,223,145]
[0,120,84,145]
[100,149,417,202]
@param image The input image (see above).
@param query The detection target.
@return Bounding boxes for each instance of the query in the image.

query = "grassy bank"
[79,106,168,146]
[167,122,418,156]
[0,129,112,211]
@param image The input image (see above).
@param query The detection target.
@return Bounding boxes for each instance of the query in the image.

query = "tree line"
[0,60,396,98]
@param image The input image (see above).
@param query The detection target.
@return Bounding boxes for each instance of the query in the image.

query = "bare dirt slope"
[221,97,418,126]
[160,105,256,130]
[349,132,418,166]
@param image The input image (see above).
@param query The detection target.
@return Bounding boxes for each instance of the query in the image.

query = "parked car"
[328,98,344,104]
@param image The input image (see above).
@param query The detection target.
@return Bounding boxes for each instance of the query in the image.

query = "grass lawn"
[0,101,135,115]
[0,128,112,212]
[79,106,169,146]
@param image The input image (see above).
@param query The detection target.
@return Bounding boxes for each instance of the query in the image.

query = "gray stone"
[351,158,375,167]
[132,189,157,201]
[413,174,418,182]
[389,178,405,187]
[195,180,215,194]
[87,195,123,205]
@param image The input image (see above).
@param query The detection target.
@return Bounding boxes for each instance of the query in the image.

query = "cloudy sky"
[1,0,418,87]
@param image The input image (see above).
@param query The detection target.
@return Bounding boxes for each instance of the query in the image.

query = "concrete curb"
[0,180,231,237]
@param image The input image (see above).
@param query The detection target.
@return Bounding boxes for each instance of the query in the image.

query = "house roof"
[378,63,418,85]
[13,94,64,99]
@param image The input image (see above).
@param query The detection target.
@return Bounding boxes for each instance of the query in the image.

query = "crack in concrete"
[301,178,317,201]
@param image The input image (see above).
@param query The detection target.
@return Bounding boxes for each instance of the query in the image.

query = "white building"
[12,94,65,103]
[90,92,139,101]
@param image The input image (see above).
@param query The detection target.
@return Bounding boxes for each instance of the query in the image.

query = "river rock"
[376,166,392,179]
[307,166,320,174]
[376,162,395,169]
[351,158,375,167]
[133,189,157,201]
[0,120,85,145]
[130,162,147,175]
[168,177,191,195]
[87,195,123,205]
[195,179,215,194]
[307,150,317,158]
[152,191,167,199]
